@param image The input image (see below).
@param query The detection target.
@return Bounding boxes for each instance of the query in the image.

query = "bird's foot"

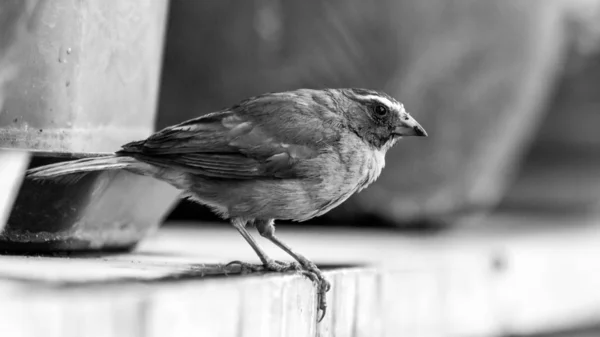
[225,259,301,274]
[294,260,330,322]
[225,259,330,322]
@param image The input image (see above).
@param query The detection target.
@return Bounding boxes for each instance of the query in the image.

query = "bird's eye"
[373,104,388,117]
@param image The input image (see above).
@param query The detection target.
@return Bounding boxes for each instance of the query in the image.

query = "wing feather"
[118,92,341,180]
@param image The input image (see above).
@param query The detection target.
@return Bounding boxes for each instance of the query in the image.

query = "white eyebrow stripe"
[355,95,394,107]
[355,95,404,113]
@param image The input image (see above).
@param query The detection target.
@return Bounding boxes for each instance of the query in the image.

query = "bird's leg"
[254,219,331,321]
[227,218,299,273]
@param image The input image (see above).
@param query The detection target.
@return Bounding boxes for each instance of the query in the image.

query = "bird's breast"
[302,136,386,219]
[333,135,386,192]
[357,147,386,192]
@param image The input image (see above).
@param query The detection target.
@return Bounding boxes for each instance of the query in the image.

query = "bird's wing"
[119,99,339,179]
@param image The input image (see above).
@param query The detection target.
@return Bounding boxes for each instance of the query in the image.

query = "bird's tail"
[26,155,142,183]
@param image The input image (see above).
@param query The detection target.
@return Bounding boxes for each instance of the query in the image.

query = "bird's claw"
[296,262,330,322]
[225,259,330,322]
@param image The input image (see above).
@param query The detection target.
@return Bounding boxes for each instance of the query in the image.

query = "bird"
[26,88,427,321]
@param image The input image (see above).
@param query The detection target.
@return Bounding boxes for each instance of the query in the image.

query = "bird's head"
[336,88,427,151]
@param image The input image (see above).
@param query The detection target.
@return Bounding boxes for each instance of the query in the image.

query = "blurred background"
[158,0,600,230]
[0,0,599,238]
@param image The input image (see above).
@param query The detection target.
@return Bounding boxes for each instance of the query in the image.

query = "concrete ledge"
[0,214,599,336]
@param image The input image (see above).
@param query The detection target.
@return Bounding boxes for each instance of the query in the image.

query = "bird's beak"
[394,115,428,137]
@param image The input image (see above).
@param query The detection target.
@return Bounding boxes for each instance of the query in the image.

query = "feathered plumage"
[26,88,427,321]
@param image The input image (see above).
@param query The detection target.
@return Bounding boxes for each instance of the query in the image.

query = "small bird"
[26,88,427,321]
